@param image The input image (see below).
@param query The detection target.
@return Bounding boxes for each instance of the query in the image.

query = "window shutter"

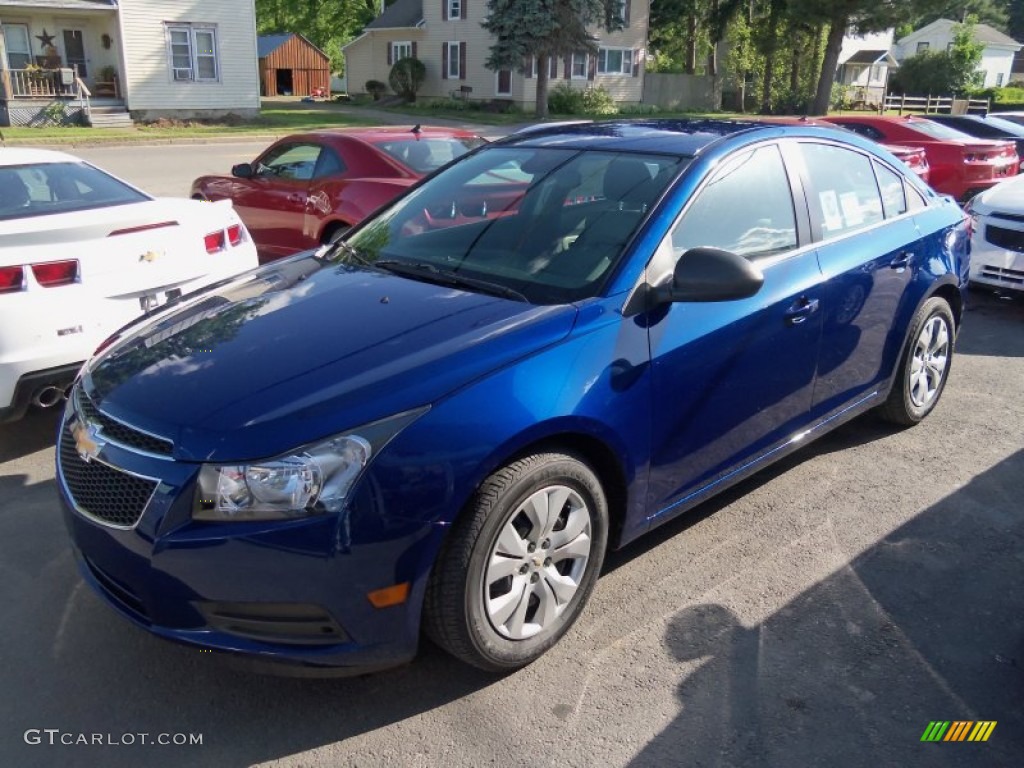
[550,56,558,79]
[442,42,449,79]
[624,0,631,25]
[387,44,393,66]
[442,0,448,21]
[563,56,570,79]
[461,0,467,20]
[459,42,467,80]
[588,54,596,81]
[412,41,417,59]
[632,48,640,77]
[523,56,533,78]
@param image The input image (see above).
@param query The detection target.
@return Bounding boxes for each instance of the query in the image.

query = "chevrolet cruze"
[57,120,970,673]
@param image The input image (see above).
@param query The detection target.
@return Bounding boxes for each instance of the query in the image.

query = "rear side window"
[836,122,885,142]
[671,144,797,260]
[0,162,149,221]
[874,162,907,218]
[801,143,884,239]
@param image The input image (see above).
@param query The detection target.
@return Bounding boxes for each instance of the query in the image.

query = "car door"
[795,142,918,416]
[231,142,323,258]
[302,145,348,245]
[645,143,825,521]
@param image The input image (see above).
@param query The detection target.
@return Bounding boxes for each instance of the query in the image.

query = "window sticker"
[839,191,864,226]
[819,190,842,231]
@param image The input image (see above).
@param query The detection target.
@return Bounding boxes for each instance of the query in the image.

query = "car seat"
[0,171,30,213]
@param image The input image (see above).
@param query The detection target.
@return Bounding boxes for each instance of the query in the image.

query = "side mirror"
[659,247,764,303]
[231,163,254,179]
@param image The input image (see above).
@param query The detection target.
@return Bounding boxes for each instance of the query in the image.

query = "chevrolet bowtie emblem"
[72,420,104,463]
[139,250,160,263]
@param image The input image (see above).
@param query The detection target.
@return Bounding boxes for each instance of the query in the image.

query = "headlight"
[193,407,427,521]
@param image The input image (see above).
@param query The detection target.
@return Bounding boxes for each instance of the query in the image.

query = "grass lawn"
[0,107,374,144]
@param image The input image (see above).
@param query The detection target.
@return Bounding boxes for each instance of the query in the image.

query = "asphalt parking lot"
[1,142,1023,767]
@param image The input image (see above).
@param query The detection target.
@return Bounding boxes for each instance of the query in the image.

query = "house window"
[2,23,32,70]
[598,47,633,75]
[916,42,929,53]
[167,24,218,82]
[997,72,1004,86]
[446,41,461,79]
[393,41,413,61]
[447,0,461,19]
[870,64,882,83]
[571,51,588,79]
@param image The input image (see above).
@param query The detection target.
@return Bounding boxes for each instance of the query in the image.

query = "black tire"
[322,224,350,245]
[423,452,609,672]
[878,296,956,426]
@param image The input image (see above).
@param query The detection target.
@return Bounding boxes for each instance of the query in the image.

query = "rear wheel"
[878,296,955,426]
[321,224,350,245]
[424,452,609,671]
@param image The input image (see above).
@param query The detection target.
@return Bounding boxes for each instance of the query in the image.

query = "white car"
[1,148,258,421]
[966,175,1024,294]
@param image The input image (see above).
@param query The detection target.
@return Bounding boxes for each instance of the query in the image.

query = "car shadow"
[0,406,61,463]
[629,449,1024,767]
[958,288,1024,358]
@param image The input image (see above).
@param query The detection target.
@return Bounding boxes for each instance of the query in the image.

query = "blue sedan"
[57,120,969,673]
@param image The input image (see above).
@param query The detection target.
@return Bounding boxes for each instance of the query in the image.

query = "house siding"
[893,19,1022,89]
[118,0,259,117]
[345,0,648,107]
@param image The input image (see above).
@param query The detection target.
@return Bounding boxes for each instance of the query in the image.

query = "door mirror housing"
[231,163,254,179]
[659,247,765,303]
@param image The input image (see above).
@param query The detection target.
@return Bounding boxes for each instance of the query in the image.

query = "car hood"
[83,254,577,461]
[971,175,1024,213]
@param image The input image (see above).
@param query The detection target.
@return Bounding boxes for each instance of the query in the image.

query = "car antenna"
[411,124,421,135]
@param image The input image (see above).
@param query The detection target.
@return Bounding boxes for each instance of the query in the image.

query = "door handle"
[890,252,912,270]
[785,297,819,325]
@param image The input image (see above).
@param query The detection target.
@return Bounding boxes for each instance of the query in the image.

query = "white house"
[893,18,1022,89]
[836,28,898,106]
[343,0,649,109]
[0,0,260,127]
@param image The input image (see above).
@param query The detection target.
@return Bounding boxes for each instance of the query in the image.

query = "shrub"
[364,80,388,100]
[388,57,426,102]
[547,83,585,114]
[581,86,616,115]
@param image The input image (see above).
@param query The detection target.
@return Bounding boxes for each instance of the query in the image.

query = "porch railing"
[6,67,81,99]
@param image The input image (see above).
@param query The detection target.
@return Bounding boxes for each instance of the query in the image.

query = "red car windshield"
[374,137,487,174]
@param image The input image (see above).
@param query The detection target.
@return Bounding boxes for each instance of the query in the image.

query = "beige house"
[343,0,648,108]
[0,0,259,127]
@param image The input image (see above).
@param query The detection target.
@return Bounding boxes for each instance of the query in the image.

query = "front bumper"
[970,218,1024,293]
[56,401,444,674]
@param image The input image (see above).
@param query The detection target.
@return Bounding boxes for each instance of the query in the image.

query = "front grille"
[978,264,1024,286]
[985,224,1024,253]
[59,428,158,527]
[992,211,1024,224]
[75,388,173,457]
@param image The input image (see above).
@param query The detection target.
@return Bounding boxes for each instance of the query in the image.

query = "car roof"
[0,147,82,166]
[496,119,780,156]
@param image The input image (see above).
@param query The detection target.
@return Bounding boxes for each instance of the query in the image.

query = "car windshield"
[909,120,979,140]
[374,137,488,174]
[340,146,685,304]
[0,162,150,222]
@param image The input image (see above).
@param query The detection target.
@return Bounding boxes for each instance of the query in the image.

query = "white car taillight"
[205,230,226,253]
[0,265,25,293]
[31,259,79,287]
[227,223,244,247]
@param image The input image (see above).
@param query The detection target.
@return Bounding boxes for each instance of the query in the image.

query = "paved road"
[1,288,1022,767]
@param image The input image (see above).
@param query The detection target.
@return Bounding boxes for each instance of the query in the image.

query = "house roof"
[366,0,424,30]
[844,50,896,66]
[0,0,117,9]
[257,33,329,61]
[898,18,1021,49]
[973,22,1021,48]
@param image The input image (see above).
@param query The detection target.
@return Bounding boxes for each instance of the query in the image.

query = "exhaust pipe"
[33,386,65,409]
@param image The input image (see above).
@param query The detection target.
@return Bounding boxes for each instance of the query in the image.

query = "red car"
[749,116,931,182]
[191,127,485,262]
[822,115,1018,201]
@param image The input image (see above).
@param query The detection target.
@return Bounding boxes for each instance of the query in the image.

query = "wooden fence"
[881,94,991,116]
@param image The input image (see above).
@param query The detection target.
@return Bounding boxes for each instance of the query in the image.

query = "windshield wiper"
[320,238,374,267]
[375,260,528,302]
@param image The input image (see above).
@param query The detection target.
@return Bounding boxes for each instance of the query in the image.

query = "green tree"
[482,0,624,117]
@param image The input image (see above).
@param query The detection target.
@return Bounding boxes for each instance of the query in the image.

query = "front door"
[646,143,824,521]
[62,29,87,77]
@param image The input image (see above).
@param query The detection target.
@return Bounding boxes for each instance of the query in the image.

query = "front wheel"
[878,296,955,426]
[424,453,609,671]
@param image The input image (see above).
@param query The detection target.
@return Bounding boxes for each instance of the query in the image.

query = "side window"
[801,143,883,239]
[906,184,929,212]
[839,122,885,142]
[313,148,346,179]
[255,144,322,181]
[671,145,797,261]
[874,162,907,218]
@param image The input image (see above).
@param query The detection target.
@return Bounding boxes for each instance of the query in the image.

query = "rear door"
[646,143,824,520]
[796,141,919,416]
